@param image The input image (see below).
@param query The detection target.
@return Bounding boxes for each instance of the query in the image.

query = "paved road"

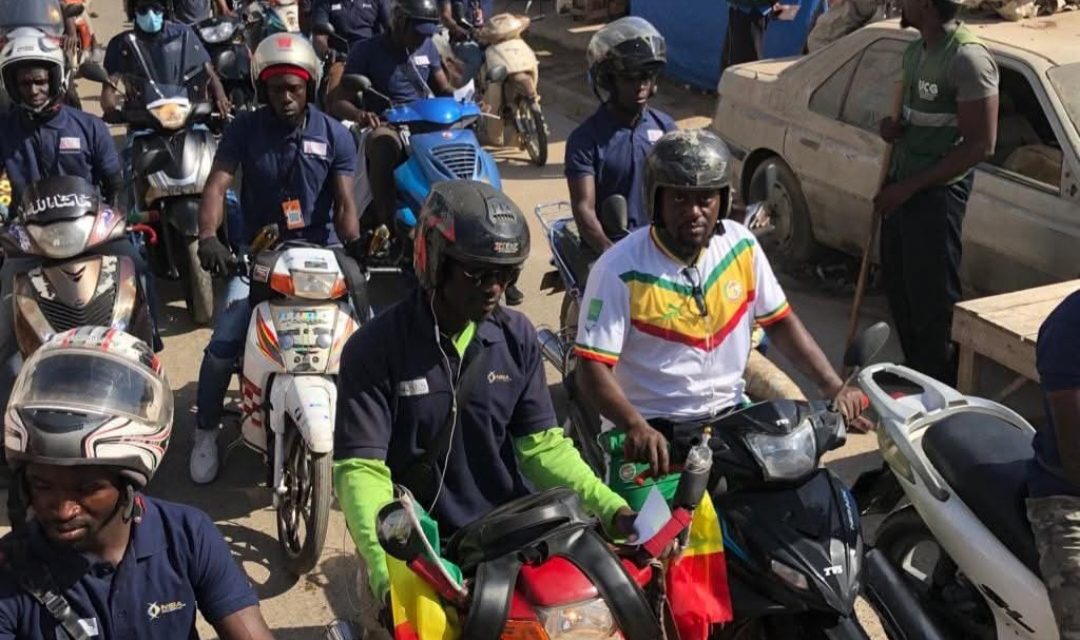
[47,3,891,637]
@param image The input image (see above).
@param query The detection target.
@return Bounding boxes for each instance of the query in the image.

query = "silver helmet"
[251,32,322,100]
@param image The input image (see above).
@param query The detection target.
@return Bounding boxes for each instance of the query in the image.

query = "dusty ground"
[2,3,899,638]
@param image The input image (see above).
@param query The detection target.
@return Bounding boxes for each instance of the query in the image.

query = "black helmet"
[413,181,530,290]
[391,0,441,35]
[587,17,666,100]
[644,129,733,224]
[126,0,173,21]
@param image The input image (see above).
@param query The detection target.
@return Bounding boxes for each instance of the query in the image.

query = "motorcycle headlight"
[744,418,817,481]
[25,217,95,259]
[199,21,236,43]
[291,271,347,300]
[149,101,192,130]
[536,597,618,639]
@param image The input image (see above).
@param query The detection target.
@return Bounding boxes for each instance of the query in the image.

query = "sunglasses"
[682,266,708,318]
[456,262,520,288]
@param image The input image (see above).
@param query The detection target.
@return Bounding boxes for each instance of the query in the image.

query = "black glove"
[197,236,235,276]
[344,237,367,264]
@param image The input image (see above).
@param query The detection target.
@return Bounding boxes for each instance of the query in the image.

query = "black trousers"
[880,174,973,386]
[724,8,770,68]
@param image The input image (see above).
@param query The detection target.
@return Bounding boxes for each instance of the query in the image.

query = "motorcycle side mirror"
[843,322,890,369]
[340,74,372,95]
[376,501,426,562]
[77,61,111,85]
[62,3,85,19]
[486,64,508,84]
[600,195,629,240]
[311,22,335,36]
[133,147,171,176]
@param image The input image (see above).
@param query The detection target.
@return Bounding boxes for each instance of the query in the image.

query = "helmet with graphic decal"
[587,17,666,102]
[251,32,322,102]
[643,129,733,226]
[5,327,173,489]
[0,27,68,116]
[413,180,530,290]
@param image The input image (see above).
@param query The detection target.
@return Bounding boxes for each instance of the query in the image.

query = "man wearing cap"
[874,0,998,385]
[328,0,453,234]
[189,34,364,484]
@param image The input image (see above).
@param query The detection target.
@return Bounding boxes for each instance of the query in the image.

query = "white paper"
[633,486,672,544]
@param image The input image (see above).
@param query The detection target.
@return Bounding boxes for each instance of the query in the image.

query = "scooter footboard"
[270,374,337,454]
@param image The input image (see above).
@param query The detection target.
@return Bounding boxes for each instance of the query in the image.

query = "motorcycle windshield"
[119,30,208,108]
[0,0,64,35]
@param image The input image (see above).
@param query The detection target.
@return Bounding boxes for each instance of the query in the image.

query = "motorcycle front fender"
[269,374,336,454]
[162,197,202,237]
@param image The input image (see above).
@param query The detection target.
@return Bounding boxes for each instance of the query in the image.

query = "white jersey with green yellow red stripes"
[574,220,791,421]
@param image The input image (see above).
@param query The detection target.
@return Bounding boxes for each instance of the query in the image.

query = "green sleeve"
[514,427,629,530]
[333,457,395,601]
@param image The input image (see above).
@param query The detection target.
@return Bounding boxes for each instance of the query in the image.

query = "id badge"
[282,198,304,230]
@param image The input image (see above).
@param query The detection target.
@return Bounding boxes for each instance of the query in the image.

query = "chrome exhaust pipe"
[537,327,566,373]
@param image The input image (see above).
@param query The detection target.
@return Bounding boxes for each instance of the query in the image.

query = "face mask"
[135,9,164,33]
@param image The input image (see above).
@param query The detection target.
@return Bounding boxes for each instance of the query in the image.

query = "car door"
[783,34,907,256]
[963,55,1080,294]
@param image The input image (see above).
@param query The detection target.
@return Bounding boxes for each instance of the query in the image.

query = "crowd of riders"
[0,1,1076,639]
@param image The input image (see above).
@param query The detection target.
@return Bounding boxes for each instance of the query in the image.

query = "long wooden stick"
[844,81,905,351]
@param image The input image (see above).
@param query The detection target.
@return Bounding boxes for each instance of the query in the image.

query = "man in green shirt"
[874,0,999,385]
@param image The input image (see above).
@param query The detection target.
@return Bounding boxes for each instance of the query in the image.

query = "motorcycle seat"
[922,412,1040,573]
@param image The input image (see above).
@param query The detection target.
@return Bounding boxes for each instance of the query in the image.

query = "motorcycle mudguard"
[269,374,336,454]
[720,469,863,617]
[163,197,202,237]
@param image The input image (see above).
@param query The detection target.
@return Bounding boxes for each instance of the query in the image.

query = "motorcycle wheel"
[516,98,548,167]
[183,236,214,326]
[277,423,332,576]
[875,507,994,639]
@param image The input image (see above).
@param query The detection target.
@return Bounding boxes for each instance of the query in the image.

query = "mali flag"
[666,493,733,639]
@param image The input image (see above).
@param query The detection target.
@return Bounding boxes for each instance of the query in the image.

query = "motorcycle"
[0,176,154,357]
[241,0,301,51]
[237,226,363,575]
[80,59,223,326]
[534,195,804,475]
[195,14,256,112]
[852,349,1058,639]
[476,13,548,167]
[338,73,502,270]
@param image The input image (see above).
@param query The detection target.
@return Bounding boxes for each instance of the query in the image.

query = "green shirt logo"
[587,298,603,324]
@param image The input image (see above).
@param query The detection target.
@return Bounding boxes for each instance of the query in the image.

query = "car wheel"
[747,157,822,266]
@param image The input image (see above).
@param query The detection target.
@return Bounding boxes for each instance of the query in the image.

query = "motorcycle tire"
[874,507,993,640]
[517,98,548,167]
[183,236,214,326]
[278,424,332,576]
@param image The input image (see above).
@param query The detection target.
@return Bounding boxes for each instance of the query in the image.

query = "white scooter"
[237,228,362,575]
[853,348,1057,639]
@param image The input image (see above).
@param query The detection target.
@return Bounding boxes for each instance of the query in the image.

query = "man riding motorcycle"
[575,130,866,480]
[565,17,677,258]
[191,32,363,484]
[0,34,161,419]
[312,0,391,56]
[333,180,636,618]
[0,327,274,640]
[328,0,453,227]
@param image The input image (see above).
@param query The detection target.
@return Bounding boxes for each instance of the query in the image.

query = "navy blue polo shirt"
[1029,290,1080,498]
[344,33,441,113]
[171,0,213,23]
[438,0,494,23]
[215,105,356,245]
[564,105,677,230]
[0,496,258,639]
[335,288,557,533]
[312,0,391,45]
[0,106,121,205]
[103,22,211,107]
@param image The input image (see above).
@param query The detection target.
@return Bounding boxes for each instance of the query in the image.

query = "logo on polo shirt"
[723,279,743,302]
[487,371,511,383]
[147,600,187,620]
[59,136,82,151]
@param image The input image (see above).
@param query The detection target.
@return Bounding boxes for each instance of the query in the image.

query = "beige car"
[711,15,1080,295]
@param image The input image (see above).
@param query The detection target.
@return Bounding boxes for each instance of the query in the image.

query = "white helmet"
[251,33,322,101]
[5,327,174,489]
[0,27,68,114]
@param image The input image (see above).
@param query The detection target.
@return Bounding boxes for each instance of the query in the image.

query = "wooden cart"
[952,279,1080,397]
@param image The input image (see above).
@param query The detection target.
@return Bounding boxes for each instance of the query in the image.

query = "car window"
[986,64,1062,190]
[838,39,907,131]
[1048,63,1080,135]
[809,53,860,120]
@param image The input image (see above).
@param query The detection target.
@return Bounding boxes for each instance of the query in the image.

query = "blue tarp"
[630,0,825,91]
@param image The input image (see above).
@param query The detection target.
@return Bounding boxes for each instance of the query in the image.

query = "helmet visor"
[13,351,168,424]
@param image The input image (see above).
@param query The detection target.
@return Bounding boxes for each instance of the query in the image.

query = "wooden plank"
[957,280,1080,316]
[957,346,979,394]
